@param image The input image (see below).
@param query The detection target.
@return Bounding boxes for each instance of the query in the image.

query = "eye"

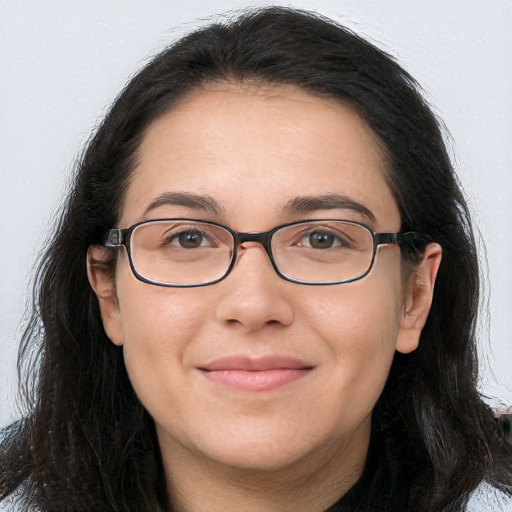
[176,230,205,249]
[308,231,336,249]
[161,226,216,249]
[302,229,351,249]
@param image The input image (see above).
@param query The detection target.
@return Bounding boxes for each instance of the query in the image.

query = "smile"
[198,356,314,391]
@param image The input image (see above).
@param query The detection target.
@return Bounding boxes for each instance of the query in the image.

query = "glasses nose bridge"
[234,230,274,261]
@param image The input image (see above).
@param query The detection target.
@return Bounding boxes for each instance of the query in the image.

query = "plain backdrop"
[1,0,511,434]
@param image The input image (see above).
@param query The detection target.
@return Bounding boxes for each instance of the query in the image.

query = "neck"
[158,424,369,512]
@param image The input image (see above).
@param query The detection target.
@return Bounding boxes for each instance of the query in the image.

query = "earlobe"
[87,245,125,346]
[396,243,442,354]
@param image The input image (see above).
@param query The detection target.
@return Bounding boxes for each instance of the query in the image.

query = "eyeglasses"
[104,218,424,287]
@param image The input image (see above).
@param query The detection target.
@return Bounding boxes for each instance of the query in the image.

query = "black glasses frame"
[104,218,426,287]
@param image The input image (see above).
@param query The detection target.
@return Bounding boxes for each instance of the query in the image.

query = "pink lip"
[198,356,314,392]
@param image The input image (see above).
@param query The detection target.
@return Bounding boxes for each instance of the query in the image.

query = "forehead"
[122,83,399,230]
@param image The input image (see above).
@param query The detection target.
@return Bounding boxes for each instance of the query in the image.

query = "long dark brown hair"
[1,7,511,512]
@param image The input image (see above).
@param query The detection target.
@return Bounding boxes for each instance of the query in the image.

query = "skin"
[88,83,441,512]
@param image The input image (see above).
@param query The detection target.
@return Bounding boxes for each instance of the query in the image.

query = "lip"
[198,355,314,392]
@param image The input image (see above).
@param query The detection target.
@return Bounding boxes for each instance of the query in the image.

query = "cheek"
[301,265,404,404]
[306,282,402,354]
[115,276,209,409]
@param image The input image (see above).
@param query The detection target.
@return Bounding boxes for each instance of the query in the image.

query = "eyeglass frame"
[103,218,429,287]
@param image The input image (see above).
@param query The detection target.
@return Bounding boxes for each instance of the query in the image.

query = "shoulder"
[468,483,512,512]
[0,497,18,512]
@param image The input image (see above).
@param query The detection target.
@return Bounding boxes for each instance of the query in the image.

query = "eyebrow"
[143,192,223,216]
[284,194,376,222]
[143,191,375,222]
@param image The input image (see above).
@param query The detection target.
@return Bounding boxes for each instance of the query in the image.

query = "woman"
[1,6,511,512]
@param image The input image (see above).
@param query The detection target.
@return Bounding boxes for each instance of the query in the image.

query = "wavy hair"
[1,7,511,511]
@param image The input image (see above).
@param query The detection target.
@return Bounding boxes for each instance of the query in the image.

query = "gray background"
[1,1,511,429]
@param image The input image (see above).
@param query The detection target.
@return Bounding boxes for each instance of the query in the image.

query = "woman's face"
[90,84,439,481]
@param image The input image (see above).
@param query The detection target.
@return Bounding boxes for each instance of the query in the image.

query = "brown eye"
[308,231,335,249]
[178,230,204,248]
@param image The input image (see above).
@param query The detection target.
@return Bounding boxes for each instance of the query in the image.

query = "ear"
[396,243,442,354]
[87,245,125,346]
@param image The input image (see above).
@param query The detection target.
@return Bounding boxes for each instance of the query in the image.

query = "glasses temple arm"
[103,228,124,248]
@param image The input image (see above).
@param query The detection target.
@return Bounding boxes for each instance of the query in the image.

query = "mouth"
[198,355,314,392]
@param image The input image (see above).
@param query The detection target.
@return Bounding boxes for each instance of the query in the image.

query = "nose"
[215,242,295,332]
